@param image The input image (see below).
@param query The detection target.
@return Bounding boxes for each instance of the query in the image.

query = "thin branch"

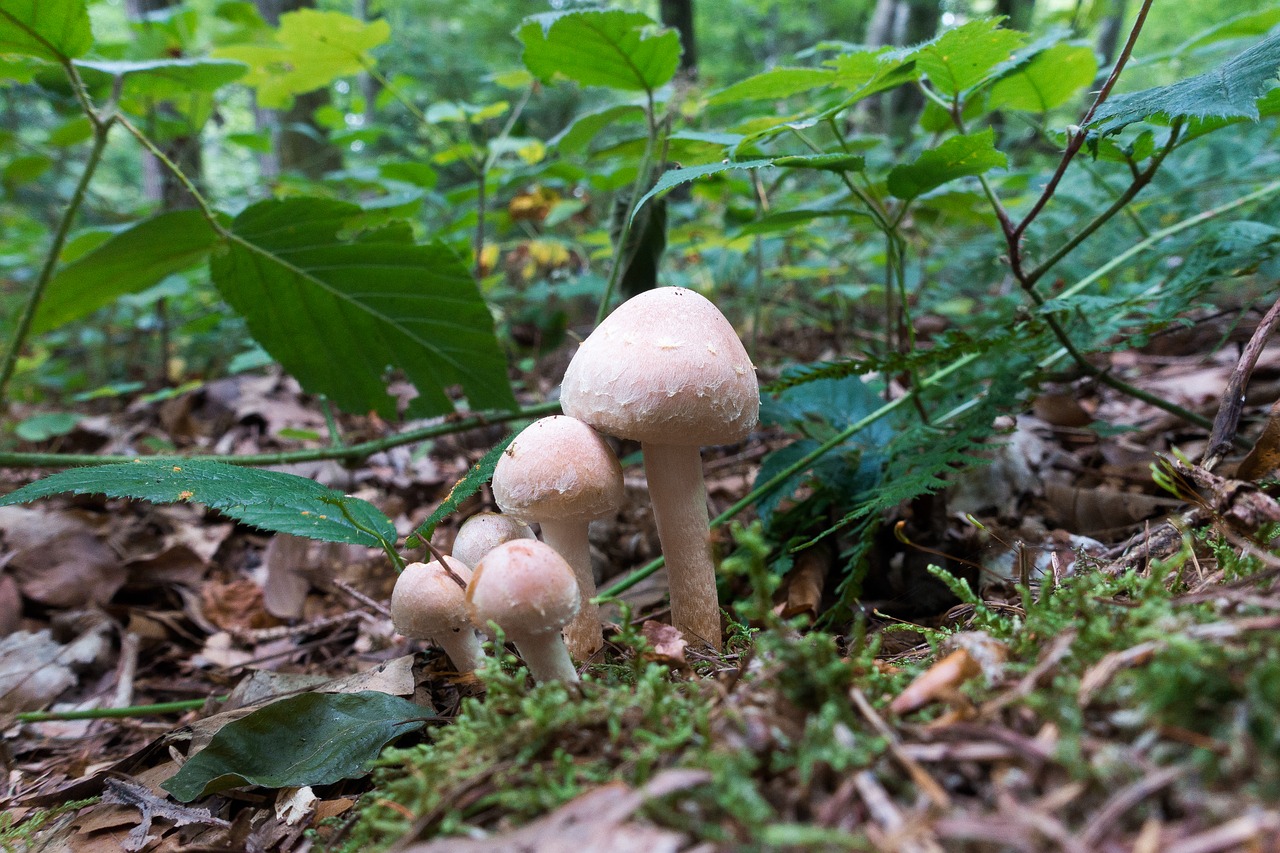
[0,400,561,469]
[1203,290,1280,469]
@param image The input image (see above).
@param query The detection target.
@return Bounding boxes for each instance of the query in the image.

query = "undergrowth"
[333,523,1280,849]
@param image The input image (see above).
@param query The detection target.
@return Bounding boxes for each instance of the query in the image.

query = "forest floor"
[3,308,1280,852]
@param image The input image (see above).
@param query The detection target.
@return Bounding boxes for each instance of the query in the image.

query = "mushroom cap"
[492,416,624,525]
[390,558,474,640]
[466,540,580,638]
[451,512,535,568]
[560,287,759,446]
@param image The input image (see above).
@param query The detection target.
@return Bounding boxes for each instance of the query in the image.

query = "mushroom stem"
[642,442,722,651]
[510,632,580,684]
[538,519,605,660]
[435,629,485,674]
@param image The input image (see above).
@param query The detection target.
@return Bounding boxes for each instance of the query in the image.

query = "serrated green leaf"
[0,460,398,548]
[33,210,222,334]
[0,0,92,62]
[773,153,865,172]
[213,9,389,108]
[163,691,431,802]
[708,67,836,104]
[907,18,1026,97]
[632,159,775,222]
[988,43,1097,112]
[517,10,679,92]
[211,198,514,419]
[73,58,248,98]
[887,129,1007,200]
[410,434,516,546]
[1089,30,1280,136]
[826,47,919,97]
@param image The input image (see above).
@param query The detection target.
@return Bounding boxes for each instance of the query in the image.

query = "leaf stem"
[0,400,561,469]
[16,696,226,722]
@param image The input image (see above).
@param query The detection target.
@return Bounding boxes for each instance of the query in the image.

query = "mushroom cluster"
[391,286,757,680]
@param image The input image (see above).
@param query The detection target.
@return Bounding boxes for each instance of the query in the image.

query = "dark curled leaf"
[163,691,433,802]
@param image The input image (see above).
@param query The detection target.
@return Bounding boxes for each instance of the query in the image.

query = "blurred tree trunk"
[1094,0,1128,71]
[659,0,698,79]
[125,0,203,209]
[255,0,343,179]
[354,0,382,127]
[863,0,940,140]
[995,0,1036,32]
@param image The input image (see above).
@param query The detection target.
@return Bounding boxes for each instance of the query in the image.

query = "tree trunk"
[255,0,343,179]
[659,0,697,79]
[995,0,1036,32]
[126,0,203,209]
[1094,0,1129,72]
[861,0,940,141]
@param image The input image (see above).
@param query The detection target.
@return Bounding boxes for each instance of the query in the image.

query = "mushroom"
[560,286,759,651]
[390,558,483,673]
[491,415,623,659]
[451,512,535,568]
[466,539,581,684]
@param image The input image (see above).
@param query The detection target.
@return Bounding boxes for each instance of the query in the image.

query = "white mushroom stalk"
[466,539,582,684]
[491,415,623,660]
[560,287,759,652]
[390,558,484,673]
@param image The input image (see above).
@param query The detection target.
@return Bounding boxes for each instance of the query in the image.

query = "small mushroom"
[390,558,483,673]
[491,415,623,659]
[560,286,759,651]
[451,512,535,568]
[466,539,581,684]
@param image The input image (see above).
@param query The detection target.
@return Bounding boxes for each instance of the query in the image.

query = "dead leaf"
[0,506,125,608]
[0,614,113,714]
[889,638,1005,717]
[200,579,278,633]
[0,571,21,635]
[1238,398,1280,480]
[399,769,709,853]
[100,775,229,852]
[775,544,829,620]
[641,621,688,668]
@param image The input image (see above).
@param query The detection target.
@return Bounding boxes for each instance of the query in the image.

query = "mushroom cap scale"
[390,558,474,640]
[560,287,760,447]
[466,539,580,638]
[492,416,624,525]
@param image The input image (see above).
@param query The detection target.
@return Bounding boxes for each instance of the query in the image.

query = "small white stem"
[539,519,604,660]
[434,628,485,673]
[642,442,722,651]
[513,632,580,683]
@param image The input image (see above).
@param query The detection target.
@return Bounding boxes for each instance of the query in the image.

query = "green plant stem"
[16,696,227,722]
[0,124,113,407]
[596,350,981,599]
[596,90,660,324]
[0,400,562,469]
[114,114,224,233]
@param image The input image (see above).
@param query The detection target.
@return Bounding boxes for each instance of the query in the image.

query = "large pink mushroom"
[559,286,759,651]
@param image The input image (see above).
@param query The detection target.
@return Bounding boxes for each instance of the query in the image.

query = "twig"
[0,400,561,469]
[1202,287,1280,469]
[849,687,951,809]
[1080,765,1183,847]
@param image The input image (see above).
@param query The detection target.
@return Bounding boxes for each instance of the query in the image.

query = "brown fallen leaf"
[1238,397,1280,481]
[641,621,688,668]
[399,769,709,853]
[889,633,1008,716]
[100,774,229,853]
[0,506,125,608]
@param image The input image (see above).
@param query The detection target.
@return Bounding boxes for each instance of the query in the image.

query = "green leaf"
[1089,31,1280,136]
[549,103,646,154]
[0,459,398,548]
[33,210,222,334]
[906,18,1026,97]
[163,692,431,802]
[632,159,775,222]
[708,67,836,104]
[213,9,389,108]
[14,412,81,442]
[887,129,1007,200]
[0,0,92,62]
[517,10,679,92]
[988,43,1097,112]
[1176,8,1280,55]
[409,434,516,546]
[73,58,248,98]
[773,153,865,172]
[211,198,515,419]
[827,47,919,97]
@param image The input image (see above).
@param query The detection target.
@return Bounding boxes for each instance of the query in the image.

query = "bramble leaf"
[0,0,92,62]
[518,10,679,93]
[887,129,1007,200]
[906,19,1026,97]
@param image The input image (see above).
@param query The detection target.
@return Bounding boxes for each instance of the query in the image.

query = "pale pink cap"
[390,558,473,639]
[492,416,624,524]
[560,287,759,446]
[466,539,580,637]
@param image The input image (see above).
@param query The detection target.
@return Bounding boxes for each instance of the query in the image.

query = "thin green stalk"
[16,696,227,722]
[0,400,562,469]
[0,126,113,406]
